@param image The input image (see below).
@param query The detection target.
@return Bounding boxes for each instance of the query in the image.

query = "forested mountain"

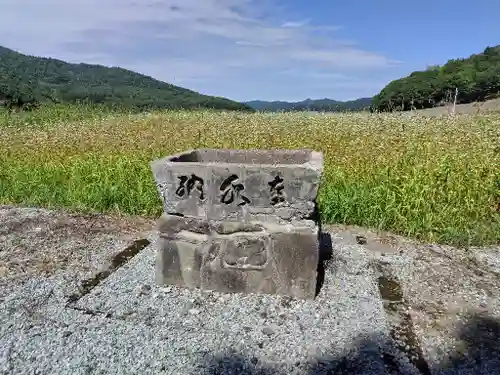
[0,45,253,111]
[245,97,372,112]
[372,45,500,112]
[3,42,498,114]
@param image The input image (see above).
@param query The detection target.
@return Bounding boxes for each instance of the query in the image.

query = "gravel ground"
[0,205,153,296]
[1,207,500,374]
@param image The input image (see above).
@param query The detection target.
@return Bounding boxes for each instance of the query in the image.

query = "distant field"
[303,98,500,117]
[0,104,499,246]
[405,97,500,117]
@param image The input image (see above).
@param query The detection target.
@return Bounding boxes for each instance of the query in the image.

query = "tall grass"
[1,105,499,246]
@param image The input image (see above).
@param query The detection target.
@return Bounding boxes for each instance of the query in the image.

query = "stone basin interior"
[168,148,312,165]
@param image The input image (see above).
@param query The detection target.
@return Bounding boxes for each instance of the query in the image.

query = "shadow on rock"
[438,313,500,375]
[193,338,404,375]
[193,351,276,375]
[192,313,500,375]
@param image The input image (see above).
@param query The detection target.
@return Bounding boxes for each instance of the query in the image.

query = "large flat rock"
[2,207,500,374]
[0,205,154,298]
[328,225,500,375]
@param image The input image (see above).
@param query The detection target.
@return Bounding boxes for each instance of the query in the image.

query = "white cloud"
[281,19,311,28]
[0,0,400,101]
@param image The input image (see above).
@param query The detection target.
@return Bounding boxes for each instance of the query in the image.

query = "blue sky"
[0,0,498,102]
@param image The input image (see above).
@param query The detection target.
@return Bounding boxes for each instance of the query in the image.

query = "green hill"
[372,45,500,112]
[245,97,372,112]
[0,45,253,111]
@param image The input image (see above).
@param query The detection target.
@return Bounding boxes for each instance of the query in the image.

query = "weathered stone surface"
[151,148,324,299]
[155,231,206,288]
[156,213,265,235]
[212,221,264,235]
[155,218,320,299]
[150,148,323,222]
[156,213,210,236]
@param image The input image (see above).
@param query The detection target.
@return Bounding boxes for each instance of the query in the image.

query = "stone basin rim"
[150,148,324,171]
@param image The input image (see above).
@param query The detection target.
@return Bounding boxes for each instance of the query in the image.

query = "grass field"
[1,104,499,247]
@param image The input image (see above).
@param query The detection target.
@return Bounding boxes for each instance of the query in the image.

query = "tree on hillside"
[371,45,500,112]
[0,45,253,112]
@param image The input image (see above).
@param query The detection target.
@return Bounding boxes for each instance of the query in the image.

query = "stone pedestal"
[150,148,324,299]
